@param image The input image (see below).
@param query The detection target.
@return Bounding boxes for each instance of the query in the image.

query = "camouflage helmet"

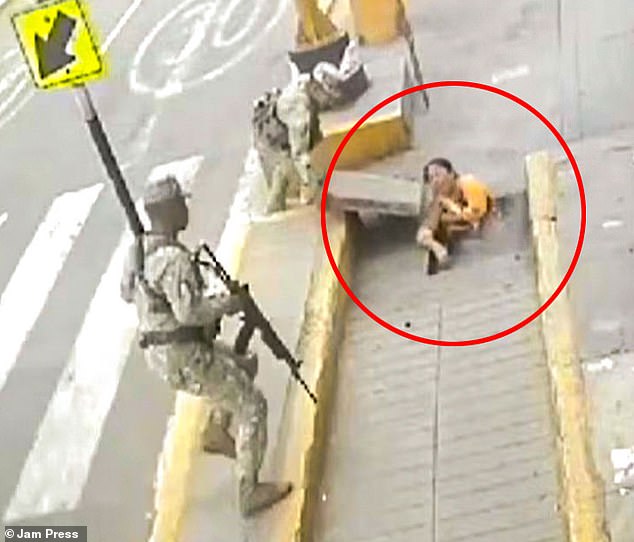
[143,174,190,205]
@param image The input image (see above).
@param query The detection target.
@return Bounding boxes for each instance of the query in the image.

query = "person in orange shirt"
[416,157,495,268]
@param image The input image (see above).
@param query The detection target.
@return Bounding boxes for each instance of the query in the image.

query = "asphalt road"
[0,0,296,539]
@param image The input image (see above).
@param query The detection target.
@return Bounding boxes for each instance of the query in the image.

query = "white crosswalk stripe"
[0,183,104,394]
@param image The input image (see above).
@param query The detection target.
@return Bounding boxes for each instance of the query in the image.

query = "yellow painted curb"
[526,151,610,542]
[262,210,354,542]
[312,112,411,172]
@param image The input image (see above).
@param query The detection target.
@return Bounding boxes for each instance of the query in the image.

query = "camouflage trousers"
[155,340,267,483]
[258,145,321,214]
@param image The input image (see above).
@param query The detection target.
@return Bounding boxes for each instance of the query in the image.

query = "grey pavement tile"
[438,431,554,466]
[437,448,555,483]
[437,469,559,518]
[438,504,561,542]
[439,410,552,447]
[439,377,544,411]
[437,454,556,497]
[439,420,552,460]
[439,363,549,402]
[437,353,547,392]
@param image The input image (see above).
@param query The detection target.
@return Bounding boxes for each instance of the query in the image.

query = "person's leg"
[202,340,258,458]
[213,340,258,381]
[265,158,290,214]
[416,198,449,265]
[202,408,236,458]
[203,350,292,517]
[295,152,321,204]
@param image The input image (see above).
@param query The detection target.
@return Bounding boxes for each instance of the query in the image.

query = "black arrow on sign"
[34,11,77,79]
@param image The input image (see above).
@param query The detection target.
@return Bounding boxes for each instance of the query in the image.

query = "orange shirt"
[458,174,493,223]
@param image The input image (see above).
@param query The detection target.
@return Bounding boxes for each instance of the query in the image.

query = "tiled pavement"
[313,199,564,541]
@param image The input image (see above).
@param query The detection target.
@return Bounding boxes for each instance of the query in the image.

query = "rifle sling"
[139,326,207,349]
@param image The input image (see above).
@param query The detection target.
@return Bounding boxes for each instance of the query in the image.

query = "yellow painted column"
[295,0,339,45]
[349,0,408,44]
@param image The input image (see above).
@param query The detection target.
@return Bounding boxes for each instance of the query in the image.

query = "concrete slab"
[327,169,423,216]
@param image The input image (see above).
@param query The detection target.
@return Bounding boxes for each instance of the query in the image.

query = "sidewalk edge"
[525,151,610,542]
[275,211,354,542]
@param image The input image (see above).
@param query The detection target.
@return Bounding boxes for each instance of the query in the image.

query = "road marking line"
[102,0,146,51]
[3,228,136,523]
[0,183,103,395]
[0,211,7,228]
[2,157,203,522]
[491,64,530,84]
[147,154,203,193]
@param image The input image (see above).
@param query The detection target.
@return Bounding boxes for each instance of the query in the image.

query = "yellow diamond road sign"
[11,0,105,90]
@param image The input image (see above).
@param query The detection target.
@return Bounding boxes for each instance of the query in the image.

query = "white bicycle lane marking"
[129,0,290,99]
[0,0,146,131]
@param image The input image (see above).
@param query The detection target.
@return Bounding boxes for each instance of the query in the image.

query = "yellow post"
[294,0,339,46]
[349,0,408,44]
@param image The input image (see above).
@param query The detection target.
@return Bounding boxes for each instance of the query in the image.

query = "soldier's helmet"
[143,175,190,205]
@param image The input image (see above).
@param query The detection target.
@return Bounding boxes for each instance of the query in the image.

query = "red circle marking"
[319,80,586,347]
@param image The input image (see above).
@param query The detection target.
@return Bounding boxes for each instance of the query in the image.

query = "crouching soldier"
[120,175,292,517]
[252,74,323,214]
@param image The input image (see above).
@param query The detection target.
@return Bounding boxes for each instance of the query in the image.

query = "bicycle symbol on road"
[0,0,289,129]
[129,0,289,98]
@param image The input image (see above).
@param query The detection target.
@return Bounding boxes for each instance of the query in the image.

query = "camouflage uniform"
[276,75,323,205]
[252,90,300,214]
[252,79,323,214]
[119,178,268,491]
[121,234,268,486]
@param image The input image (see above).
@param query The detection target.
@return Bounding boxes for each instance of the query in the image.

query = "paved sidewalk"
[313,199,563,542]
[554,128,634,541]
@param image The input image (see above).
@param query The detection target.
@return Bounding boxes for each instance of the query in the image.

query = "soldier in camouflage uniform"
[252,75,323,214]
[120,175,292,517]
[252,89,300,214]
[276,73,323,205]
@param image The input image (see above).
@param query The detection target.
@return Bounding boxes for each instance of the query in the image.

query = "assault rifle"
[195,242,318,404]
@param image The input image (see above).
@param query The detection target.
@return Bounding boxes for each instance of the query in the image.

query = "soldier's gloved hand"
[224,293,244,316]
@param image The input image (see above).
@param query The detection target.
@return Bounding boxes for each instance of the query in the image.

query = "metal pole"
[73,84,144,238]
[73,84,146,285]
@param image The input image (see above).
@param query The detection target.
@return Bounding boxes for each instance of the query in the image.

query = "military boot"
[239,478,293,518]
[202,411,236,459]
